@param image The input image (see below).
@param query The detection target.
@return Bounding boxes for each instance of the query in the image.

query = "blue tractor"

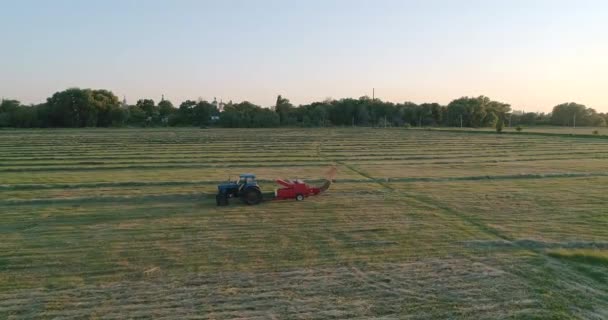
[216,173,263,206]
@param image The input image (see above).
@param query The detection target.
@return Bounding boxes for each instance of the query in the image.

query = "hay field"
[432,126,608,136]
[1,128,607,319]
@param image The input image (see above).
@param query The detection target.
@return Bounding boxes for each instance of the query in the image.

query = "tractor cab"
[238,174,257,186]
[237,173,257,192]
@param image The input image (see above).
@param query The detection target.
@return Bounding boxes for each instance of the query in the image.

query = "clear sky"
[1,0,607,112]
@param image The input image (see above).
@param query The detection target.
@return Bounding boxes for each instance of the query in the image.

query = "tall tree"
[551,102,596,126]
[136,99,157,124]
[91,89,121,126]
[192,100,218,126]
[158,99,176,118]
[275,95,294,125]
[0,99,20,113]
[446,96,510,128]
[127,105,146,125]
[0,99,21,127]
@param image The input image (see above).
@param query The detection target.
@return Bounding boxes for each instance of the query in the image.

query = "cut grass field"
[428,125,608,136]
[1,128,607,319]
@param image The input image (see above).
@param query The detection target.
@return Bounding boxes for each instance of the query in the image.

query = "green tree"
[495,117,504,133]
[485,112,498,128]
[158,100,175,118]
[253,109,280,127]
[446,97,470,127]
[421,103,443,125]
[413,104,435,127]
[0,113,9,127]
[275,95,294,125]
[551,102,588,126]
[175,100,197,125]
[592,115,607,127]
[10,106,38,127]
[310,104,329,126]
[446,96,510,128]
[0,99,20,113]
[127,105,146,125]
[35,103,52,127]
[192,101,218,126]
[329,98,357,126]
[356,104,370,125]
[136,99,157,124]
[108,106,128,126]
[46,88,96,127]
[43,88,121,127]
[91,89,121,126]
[0,99,21,127]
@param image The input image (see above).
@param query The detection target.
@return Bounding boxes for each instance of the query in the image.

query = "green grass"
[548,249,608,265]
[425,125,607,134]
[1,128,607,318]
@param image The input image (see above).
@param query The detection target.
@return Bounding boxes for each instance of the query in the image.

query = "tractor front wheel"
[296,194,304,201]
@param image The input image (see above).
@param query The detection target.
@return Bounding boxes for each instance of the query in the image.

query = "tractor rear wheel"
[242,188,262,205]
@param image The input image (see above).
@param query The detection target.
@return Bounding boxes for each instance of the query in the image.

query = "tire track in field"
[329,144,561,245]
[336,155,608,317]
[367,172,597,315]
[319,131,506,239]
[315,132,491,299]
[316,129,389,188]
[317,131,407,298]
[327,155,499,257]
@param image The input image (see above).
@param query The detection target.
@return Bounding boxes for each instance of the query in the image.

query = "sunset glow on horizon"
[1,0,607,112]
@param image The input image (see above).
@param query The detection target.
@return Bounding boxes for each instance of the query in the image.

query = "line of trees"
[1,88,606,128]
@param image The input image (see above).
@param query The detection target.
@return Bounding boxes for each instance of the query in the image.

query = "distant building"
[218,100,226,112]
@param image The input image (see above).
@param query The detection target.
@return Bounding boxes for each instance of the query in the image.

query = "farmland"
[432,126,608,136]
[1,128,608,319]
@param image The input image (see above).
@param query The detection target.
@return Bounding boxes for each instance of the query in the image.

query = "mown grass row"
[4,149,608,168]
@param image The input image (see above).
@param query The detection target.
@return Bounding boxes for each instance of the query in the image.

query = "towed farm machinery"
[216,171,333,206]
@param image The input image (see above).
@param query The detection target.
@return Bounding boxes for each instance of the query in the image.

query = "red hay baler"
[274,179,331,201]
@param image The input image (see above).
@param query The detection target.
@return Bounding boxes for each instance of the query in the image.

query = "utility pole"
[372,88,375,101]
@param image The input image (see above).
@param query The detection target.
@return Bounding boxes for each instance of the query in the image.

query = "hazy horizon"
[1,0,607,112]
